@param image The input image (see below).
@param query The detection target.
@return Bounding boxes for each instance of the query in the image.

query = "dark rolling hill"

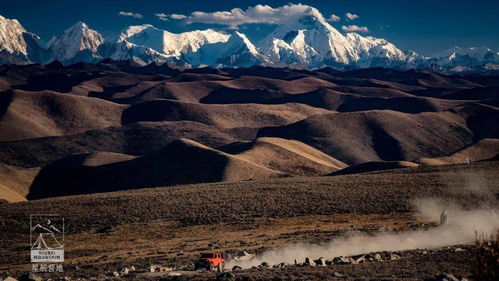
[0,62,497,201]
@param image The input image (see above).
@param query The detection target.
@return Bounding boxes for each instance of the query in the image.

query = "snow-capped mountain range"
[0,9,498,72]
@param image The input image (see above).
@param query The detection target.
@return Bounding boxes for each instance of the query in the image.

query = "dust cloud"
[228,198,499,268]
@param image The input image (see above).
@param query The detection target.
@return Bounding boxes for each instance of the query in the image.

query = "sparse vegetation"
[474,230,499,281]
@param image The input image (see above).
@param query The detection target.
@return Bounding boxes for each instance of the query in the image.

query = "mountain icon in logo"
[31,222,63,250]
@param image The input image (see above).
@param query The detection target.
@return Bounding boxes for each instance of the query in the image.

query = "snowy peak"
[259,7,405,67]
[0,15,29,55]
[118,24,229,57]
[434,46,498,63]
[0,13,497,72]
[433,46,493,60]
[117,24,165,53]
[225,31,259,55]
[47,21,105,63]
[0,15,45,64]
[428,46,499,71]
[186,31,266,67]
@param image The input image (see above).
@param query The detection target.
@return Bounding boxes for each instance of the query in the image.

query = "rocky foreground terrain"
[1,161,498,280]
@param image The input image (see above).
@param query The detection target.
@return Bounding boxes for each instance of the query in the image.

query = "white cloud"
[170,14,187,20]
[171,4,318,29]
[345,12,359,20]
[327,14,340,22]
[342,25,369,33]
[118,11,143,19]
[155,13,188,21]
[155,13,168,21]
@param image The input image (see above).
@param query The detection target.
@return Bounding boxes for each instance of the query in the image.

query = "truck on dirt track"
[194,253,226,272]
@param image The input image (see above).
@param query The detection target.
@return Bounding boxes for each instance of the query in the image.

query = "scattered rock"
[3,277,18,281]
[216,272,234,280]
[232,265,242,272]
[431,273,461,281]
[160,267,173,272]
[129,266,136,271]
[354,255,366,264]
[149,265,156,273]
[167,272,182,277]
[454,248,465,252]
[304,257,316,266]
[112,271,120,277]
[314,257,326,266]
[333,272,344,277]
[234,250,253,261]
[273,263,286,268]
[373,253,383,261]
[18,273,42,281]
[332,256,351,265]
[389,253,401,260]
[120,267,129,275]
[209,242,220,248]
[259,262,269,268]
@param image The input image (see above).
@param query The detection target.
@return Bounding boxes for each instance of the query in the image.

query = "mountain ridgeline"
[0,9,498,72]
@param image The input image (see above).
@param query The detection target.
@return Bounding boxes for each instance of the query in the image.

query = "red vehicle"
[194,253,226,271]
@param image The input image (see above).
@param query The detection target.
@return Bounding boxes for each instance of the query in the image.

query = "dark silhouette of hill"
[27,138,282,199]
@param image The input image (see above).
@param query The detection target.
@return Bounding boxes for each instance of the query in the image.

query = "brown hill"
[52,151,138,167]
[0,164,39,202]
[200,87,466,113]
[0,121,240,168]
[257,110,474,165]
[219,137,347,176]
[417,138,499,165]
[121,99,330,129]
[0,63,497,201]
[107,75,336,104]
[0,89,125,141]
[339,68,481,89]
[452,103,499,140]
[27,138,282,199]
[330,161,419,176]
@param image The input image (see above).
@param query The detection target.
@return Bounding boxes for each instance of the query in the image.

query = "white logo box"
[31,249,64,262]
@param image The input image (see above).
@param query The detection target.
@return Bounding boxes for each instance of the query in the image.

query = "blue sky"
[1,0,498,55]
